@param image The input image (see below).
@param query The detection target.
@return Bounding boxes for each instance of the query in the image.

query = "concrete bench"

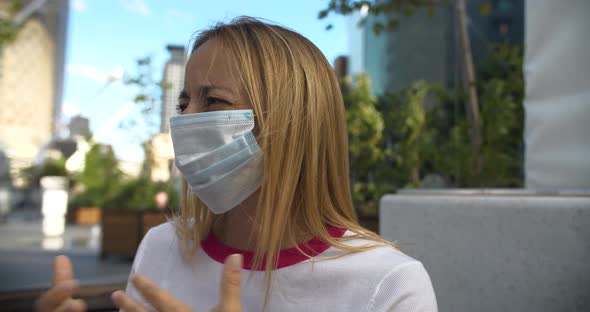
[379,190,590,312]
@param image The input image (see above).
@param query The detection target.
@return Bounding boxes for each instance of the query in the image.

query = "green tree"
[138,140,154,180]
[343,74,386,215]
[0,1,24,49]
[320,0,487,174]
[376,44,525,188]
[19,156,68,188]
[73,144,123,207]
[429,43,523,187]
[377,80,454,190]
[0,150,11,185]
[121,56,170,137]
[104,178,178,211]
[386,81,446,187]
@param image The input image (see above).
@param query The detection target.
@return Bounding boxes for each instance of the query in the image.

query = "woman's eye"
[176,103,188,113]
[206,96,230,106]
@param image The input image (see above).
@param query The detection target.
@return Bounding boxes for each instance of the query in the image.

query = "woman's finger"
[53,255,74,285]
[131,274,190,312]
[35,280,79,312]
[219,254,243,311]
[111,290,146,312]
[54,298,87,312]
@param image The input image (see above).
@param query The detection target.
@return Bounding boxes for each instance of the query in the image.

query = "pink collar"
[201,227,347,270]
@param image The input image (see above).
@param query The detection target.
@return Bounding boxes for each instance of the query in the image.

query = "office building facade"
[0,0,69,186]
[348,0,523,95]
[160,45,186,133]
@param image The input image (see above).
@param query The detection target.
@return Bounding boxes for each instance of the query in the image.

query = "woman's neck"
[211,191,309,251]
[212,190,260,251]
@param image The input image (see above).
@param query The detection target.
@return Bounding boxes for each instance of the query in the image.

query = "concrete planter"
[380,189,590,312]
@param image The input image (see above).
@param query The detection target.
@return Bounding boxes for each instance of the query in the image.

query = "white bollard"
[40,176,69,237]
[0,185,11,220]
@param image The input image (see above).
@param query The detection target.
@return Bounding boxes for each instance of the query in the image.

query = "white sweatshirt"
[126,222,438,312]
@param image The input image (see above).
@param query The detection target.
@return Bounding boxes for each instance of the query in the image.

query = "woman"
[36,17,437,312]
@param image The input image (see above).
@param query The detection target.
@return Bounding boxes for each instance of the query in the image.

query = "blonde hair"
[172,16,395,307]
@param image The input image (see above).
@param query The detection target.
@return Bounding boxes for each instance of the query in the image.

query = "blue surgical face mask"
[169,109,263,214]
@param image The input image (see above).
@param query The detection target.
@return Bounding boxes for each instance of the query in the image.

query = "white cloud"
[72,0,87,12]
[67,64,106,81]
[121,0,150,16]
[66,64,125,83]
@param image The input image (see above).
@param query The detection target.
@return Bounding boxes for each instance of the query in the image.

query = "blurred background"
[0,0,588,311]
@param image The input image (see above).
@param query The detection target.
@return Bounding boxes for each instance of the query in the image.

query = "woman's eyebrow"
[192,85,239,102]
[183,81,240,99]
[179,90,190,99]
[199,84,235,95]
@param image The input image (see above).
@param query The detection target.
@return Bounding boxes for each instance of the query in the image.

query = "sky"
[62,0,350,163]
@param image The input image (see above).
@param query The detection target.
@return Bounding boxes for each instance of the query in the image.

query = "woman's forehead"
[185,39,239,92]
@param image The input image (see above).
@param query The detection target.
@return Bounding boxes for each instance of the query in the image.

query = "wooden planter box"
[141,211,168,236]
[76,207,102,225]
[101,209,169,259]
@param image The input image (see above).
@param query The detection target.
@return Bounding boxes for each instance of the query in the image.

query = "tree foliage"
[0,0,24,49]
[319,0,437,34]
[103,178,178,211]
[19,156,68,188]
[318,0,493,33]
[322,0,492,179]
[343,74,386,214]
[345,74,384,180]
[72,144,123,207]
[72,142,178,211]
[71,54,177,210]
[344,44,524,214]
[121,56,171,137]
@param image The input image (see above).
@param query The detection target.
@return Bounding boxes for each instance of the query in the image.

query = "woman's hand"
[111,254,243,312]
[35,255,87,312]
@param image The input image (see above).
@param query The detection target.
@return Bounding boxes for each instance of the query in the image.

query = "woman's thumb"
[53,255,74,285]
[219,254,243,311]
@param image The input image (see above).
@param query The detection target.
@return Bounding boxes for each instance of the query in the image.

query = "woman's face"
[178,38,251,115]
